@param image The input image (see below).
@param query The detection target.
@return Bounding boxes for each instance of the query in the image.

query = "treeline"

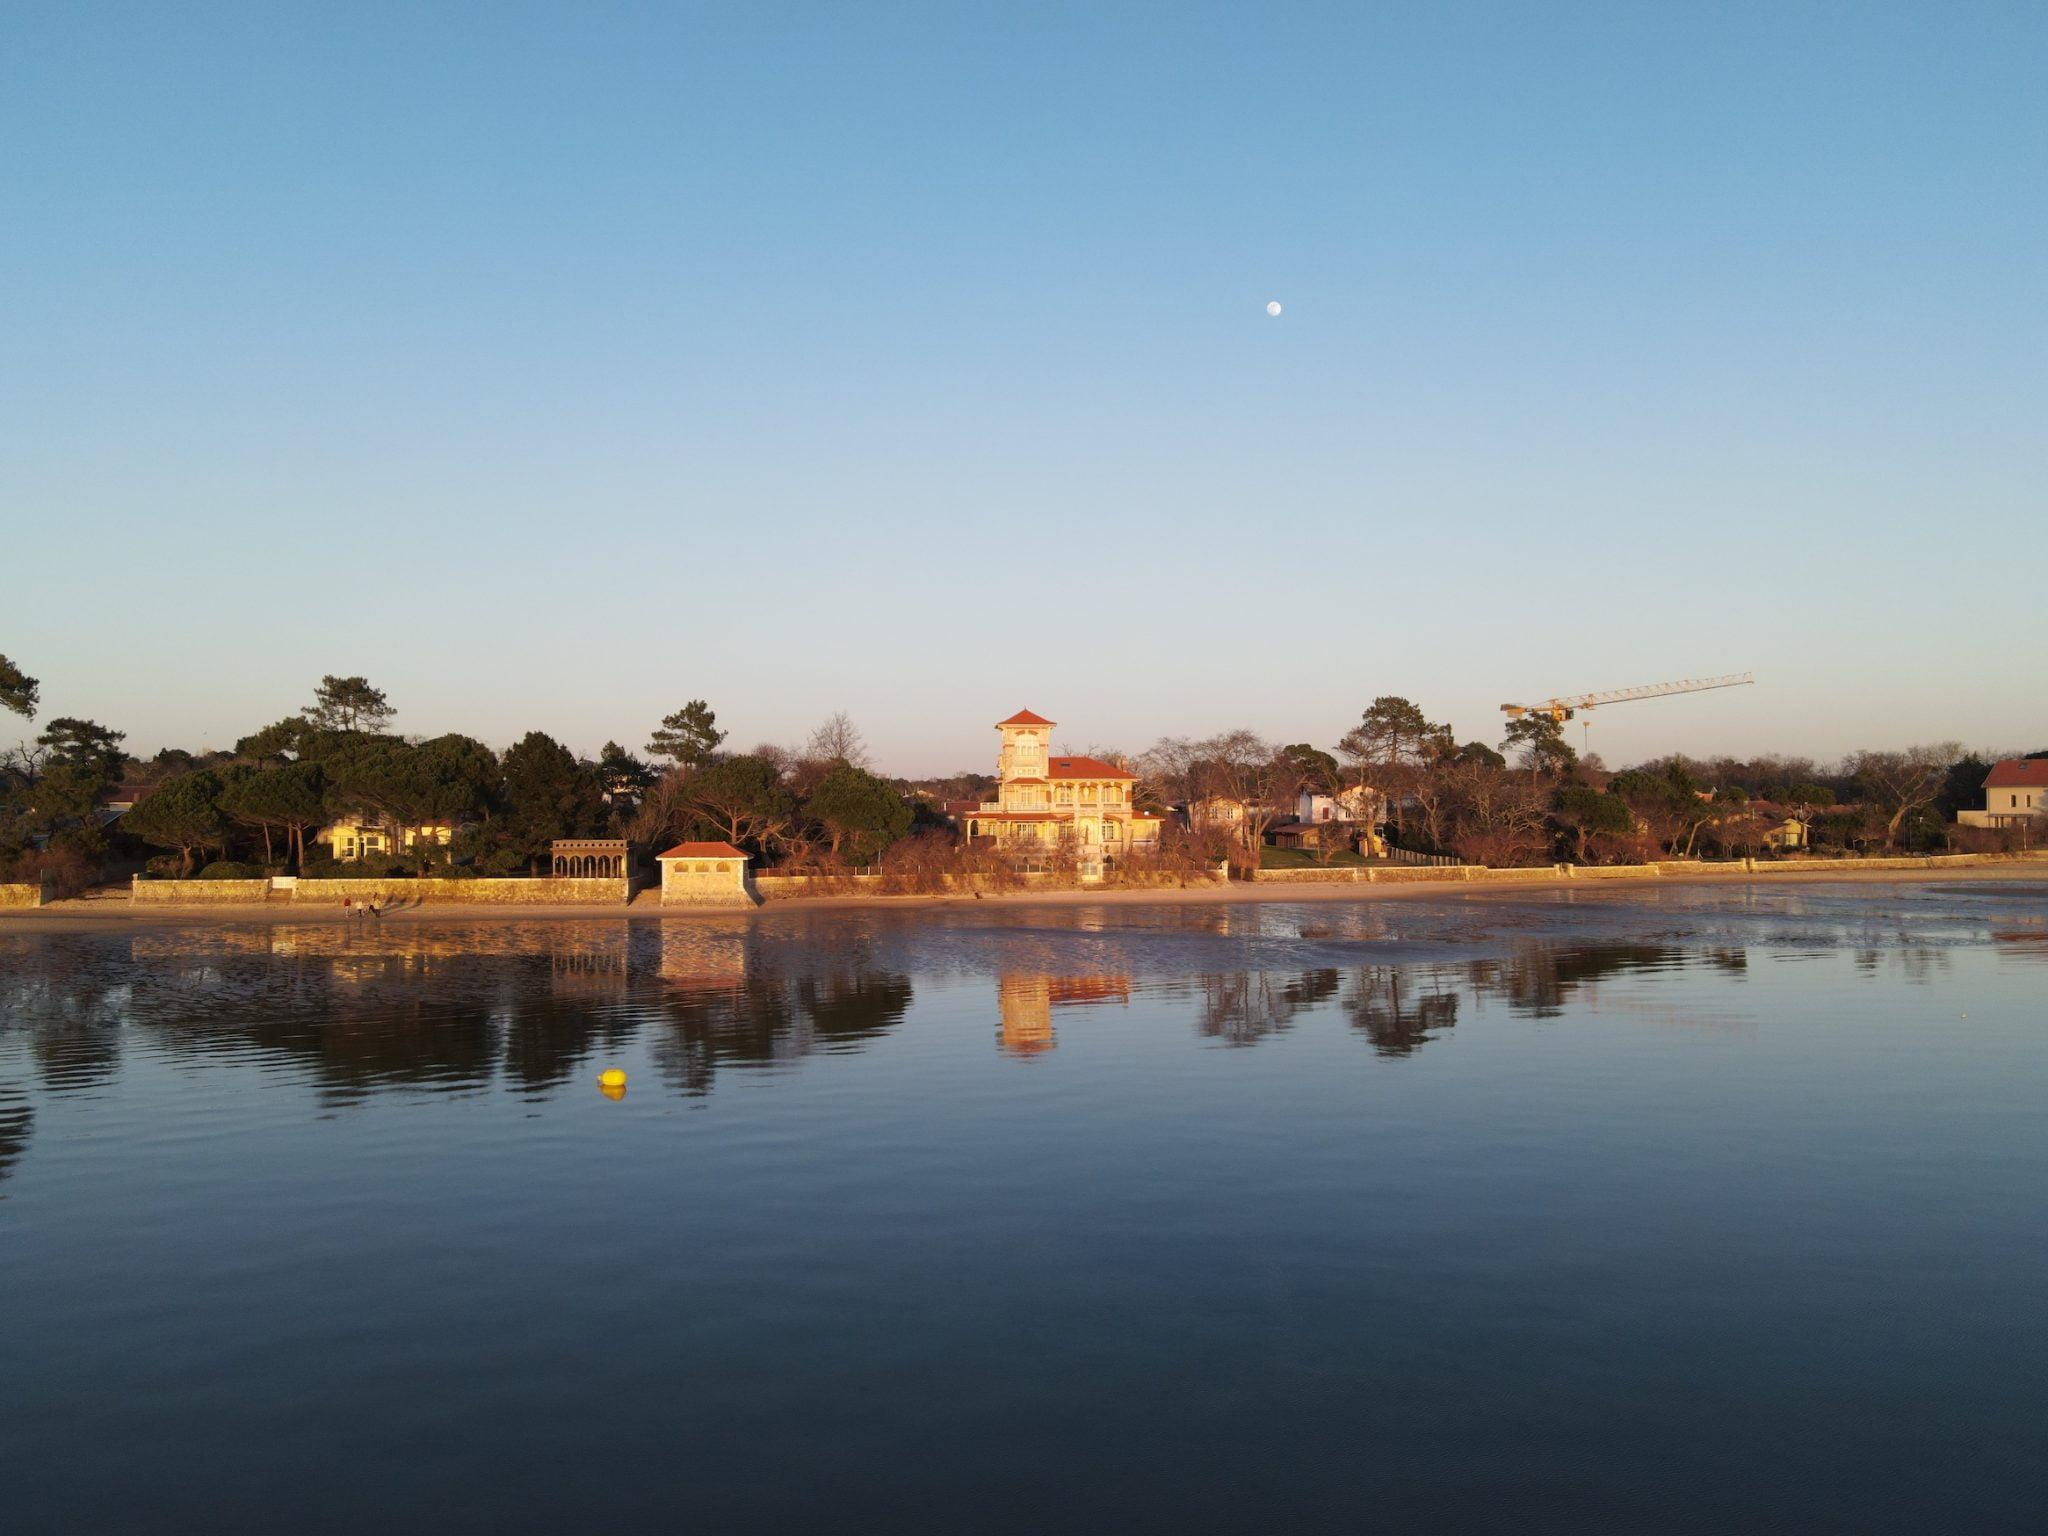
[0,668,924,880]
[1128,697,2037,868]
[5,650,2038,887]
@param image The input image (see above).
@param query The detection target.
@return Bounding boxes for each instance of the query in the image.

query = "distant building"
[657,841,755,905]
[1187,795,1254,830]
[319,819,455,861]
[962,710,1163,874]
[1296,786,1379,825]
[550,839,631,878]
[1760,816,1808,851]
[1957,759,2048,828]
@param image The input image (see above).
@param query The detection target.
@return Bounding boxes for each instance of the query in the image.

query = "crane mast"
[1500,673,1755,723]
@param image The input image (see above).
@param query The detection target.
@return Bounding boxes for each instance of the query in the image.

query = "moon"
[1266,300,1283,317]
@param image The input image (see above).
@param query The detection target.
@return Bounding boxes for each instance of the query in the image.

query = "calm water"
[3,884,2046,1534]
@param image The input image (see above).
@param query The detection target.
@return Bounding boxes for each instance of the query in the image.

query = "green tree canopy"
[323,734,499,866]
[1550,783,1631,862]
[498,731,607,871]
[0,654,38,719]
[648,700,726,769]
[1502,715,1578,778]
[685,754,794,852]
[220,762,328,868]
[807,764,912,864]
[1936,755,1991,821]
[1277,744,1340,792]
[235,717,307,763]
[597,740,657,803]
[1450,740,1508,770]
[1339,697,1449,774]
[302,675,394,735]
[31,717,127,829]
[127,770,229,875]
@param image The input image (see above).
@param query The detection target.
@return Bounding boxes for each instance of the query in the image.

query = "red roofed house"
[657,841,756,905]
[963,710,1163,877]
[1957,759,2048,829]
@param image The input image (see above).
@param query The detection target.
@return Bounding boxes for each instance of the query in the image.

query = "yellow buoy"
[599,1068,628,1098]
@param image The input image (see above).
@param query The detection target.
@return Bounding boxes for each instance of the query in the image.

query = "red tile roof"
[1985,759,2048,788]
[1048,755,1135,780]
[998,709,1055,726]
[657,841,749,860]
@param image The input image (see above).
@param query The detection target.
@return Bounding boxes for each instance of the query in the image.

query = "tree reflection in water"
[0,924,1792,1105]
[648,972,914,1096]
[1346,967,1461,1057]
[0,1086,31,1185]
[1461,944,1708,1019]
[0,934,126,1093]
[1192,969,1341,1046]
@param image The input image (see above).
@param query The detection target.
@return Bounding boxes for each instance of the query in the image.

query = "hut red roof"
[998,709,1055,726]
[657,841,748,860]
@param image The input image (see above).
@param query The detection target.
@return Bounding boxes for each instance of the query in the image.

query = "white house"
[657,841,756,905]
[1957,759,2048,828]
[1296,785,1380,825]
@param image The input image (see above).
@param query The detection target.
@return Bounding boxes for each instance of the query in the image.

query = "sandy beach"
[4,862,2042,935]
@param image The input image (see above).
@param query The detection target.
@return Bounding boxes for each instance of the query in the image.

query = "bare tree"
[1195,730,1298,874]
[1442,758,1550,866]
[1138,735,1203,810]
[806,712,870,769]
[1848,743,1962,848]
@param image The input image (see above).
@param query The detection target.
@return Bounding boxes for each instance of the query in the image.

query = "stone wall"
[1252,864,1475,884]
[1245,852,2048,893]
[131,878,272,903]
[753,873,885,899]
[751,865,1229,900]
[130,876,630,905]
[0,879,50,908]
[293,878,629,905]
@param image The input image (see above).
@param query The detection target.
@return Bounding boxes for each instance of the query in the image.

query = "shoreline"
[4,862,2043,934]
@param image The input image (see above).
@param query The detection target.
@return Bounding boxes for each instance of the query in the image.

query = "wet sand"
[6,862,2044,934]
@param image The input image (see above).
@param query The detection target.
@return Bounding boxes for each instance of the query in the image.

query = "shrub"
[196,861,266,879]
[0,842,99,898]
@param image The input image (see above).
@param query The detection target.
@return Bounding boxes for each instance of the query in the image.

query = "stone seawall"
[130,876,630,905]
[131,878,272,903]
[752,867,1230,900]
[293,878,629,905]
[1246,851,2048,893]
[1,880,50,908]
[1251,865,1474,884]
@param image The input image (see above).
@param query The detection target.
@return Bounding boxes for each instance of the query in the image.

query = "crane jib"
[1499,673,1755,717]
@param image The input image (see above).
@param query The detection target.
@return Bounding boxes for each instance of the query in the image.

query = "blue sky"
[4,2,2043,773]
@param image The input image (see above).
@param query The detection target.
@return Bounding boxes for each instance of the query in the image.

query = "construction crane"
[1500,673,1755,758]
[1500,673,1755,724]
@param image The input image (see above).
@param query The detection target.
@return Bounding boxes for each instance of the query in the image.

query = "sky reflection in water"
[1,884,2045,1534]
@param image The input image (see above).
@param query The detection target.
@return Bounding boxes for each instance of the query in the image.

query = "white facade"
[1956,761,2048,829]
[1296,786,1379,824]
